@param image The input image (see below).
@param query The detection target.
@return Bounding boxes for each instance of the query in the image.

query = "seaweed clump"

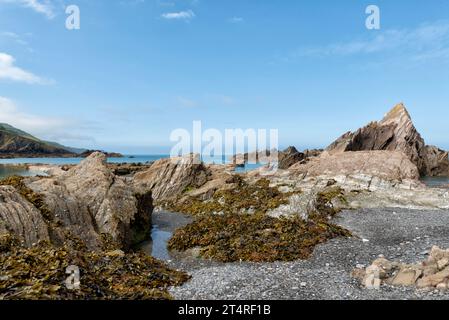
[313,185,348,218]
[0,176,52,221]
[169,177,298,216]
[168,213,351,262]
[0,237,190,300]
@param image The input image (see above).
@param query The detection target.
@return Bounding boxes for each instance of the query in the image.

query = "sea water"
[0,154,265,179]
[0,155,170,166]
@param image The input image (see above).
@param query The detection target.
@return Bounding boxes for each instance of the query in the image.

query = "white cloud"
[0,0,55,19]
[161,9,195,20]
[293,21,449,63]
[229,17,244,24]
[0,52,47,84]
[0,96,95,143]
[0,96,66,134]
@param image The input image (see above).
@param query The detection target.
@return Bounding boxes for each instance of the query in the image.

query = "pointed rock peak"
[283,146,299,154]
[381,103,412,124]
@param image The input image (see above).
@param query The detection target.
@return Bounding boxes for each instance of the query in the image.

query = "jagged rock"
[133,154,209,202]
[232,147,322,169]
[278,147,305,170]
[423,146,449,177]
[0,153,153,250]
[327,103,449,177]
[0,186,50,247]
[31,152,152,249]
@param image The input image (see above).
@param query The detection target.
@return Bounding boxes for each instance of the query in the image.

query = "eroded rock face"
[327,103,449,177]
[0,186,50,247]
[133,154,209,202]
[0,152,153,250]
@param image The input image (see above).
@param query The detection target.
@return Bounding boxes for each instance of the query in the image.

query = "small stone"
[300,282,307,287]
[437,258,449,270]
[436,283,448,291]
[391,268,421,286]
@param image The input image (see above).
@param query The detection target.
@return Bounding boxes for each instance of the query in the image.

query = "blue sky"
[1,0,449,154]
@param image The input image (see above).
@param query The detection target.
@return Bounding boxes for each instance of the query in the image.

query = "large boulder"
[327,103,449,177]
[133,154,209,202]
[0,152,153,250]
[291,150,420,182]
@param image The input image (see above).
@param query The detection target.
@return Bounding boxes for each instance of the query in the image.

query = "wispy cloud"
[228,17,244,24]
[0,0,55,19]
[161,9,195,20]
[1,32,34,52]
[1,32,27,45]
[0,52,49,84]
[177,96,198,108]
[0,96,96,144]
[290,21,449,64]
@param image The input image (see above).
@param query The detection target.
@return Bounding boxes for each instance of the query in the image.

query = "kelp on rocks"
[168,213,351,262]
[167,178,351,262]
[0,236,190,300]
[167,177,299,216]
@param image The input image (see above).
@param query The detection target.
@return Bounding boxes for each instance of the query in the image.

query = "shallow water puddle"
[139,211,193,261]
[421,176,449,188]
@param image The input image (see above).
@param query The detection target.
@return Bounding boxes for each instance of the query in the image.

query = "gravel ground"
[167,208,449,300]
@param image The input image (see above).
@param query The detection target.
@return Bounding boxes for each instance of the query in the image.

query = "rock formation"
[290,150,420,182]
[354,246,449,291]
[0,152,153,250]
[278,147,304,169]
[0,186,50,247]
[133,154,209,202]
[327,103,449,177]
[278,146,322,169]
[231,147,322,170]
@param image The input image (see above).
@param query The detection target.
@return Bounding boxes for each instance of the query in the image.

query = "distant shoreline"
[0,150,124,159]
